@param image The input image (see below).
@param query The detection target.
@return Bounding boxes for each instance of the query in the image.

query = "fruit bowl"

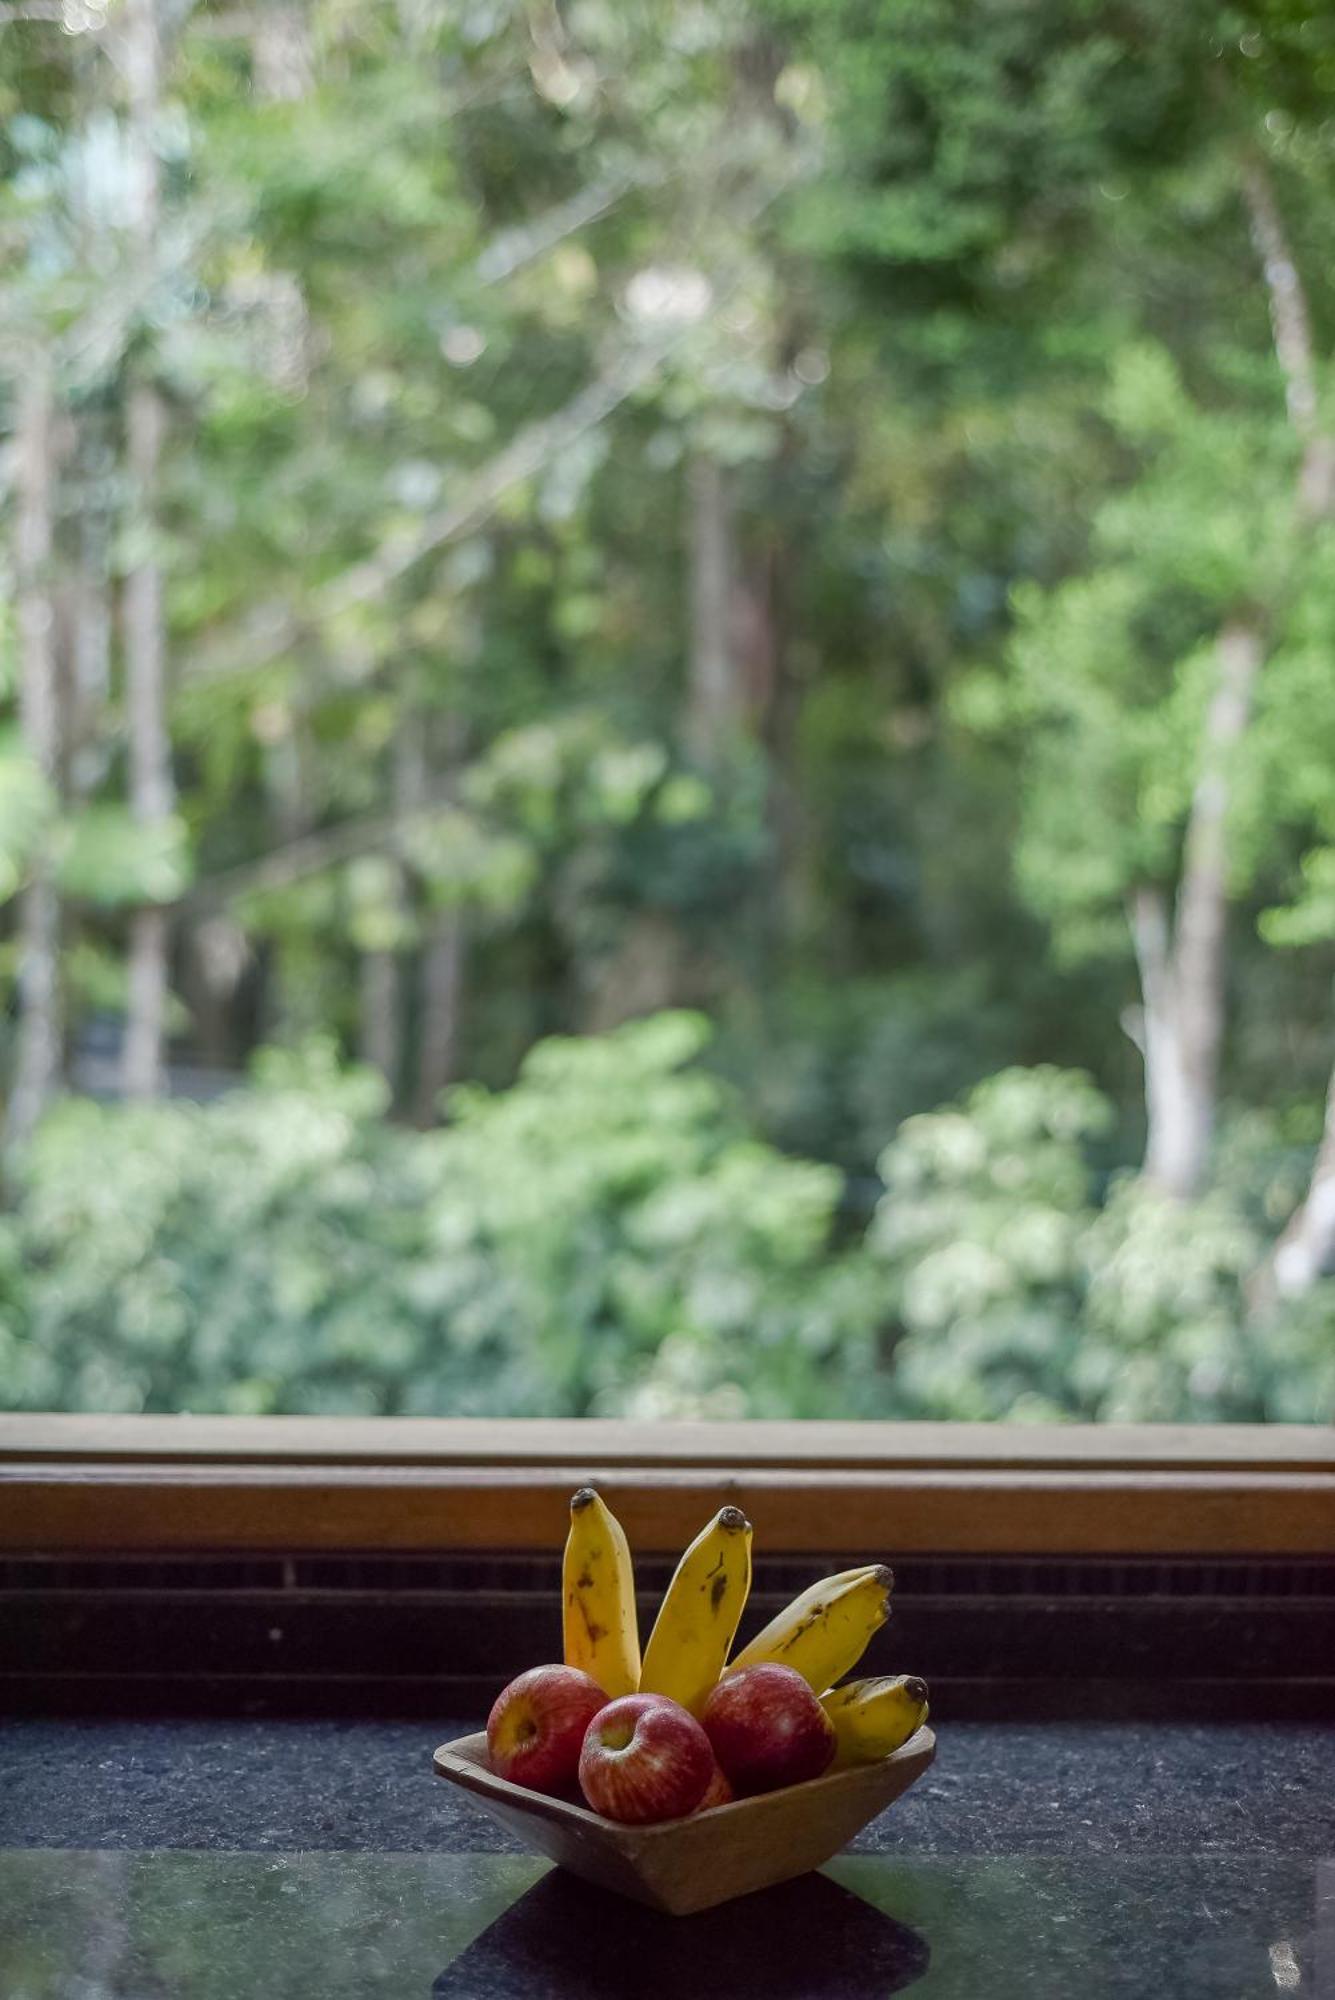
[432,1723,935,1916]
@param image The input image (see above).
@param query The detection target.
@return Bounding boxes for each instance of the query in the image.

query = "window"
[3,3,1334,1444]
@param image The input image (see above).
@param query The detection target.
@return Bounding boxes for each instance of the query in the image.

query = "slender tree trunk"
[1241,154,1335,521]
[122,380,173,1098]
[257,717,314,1043]
[410,719,467,1122]
[251,4,312,100]
[1265,1069,1335,1301]
[71,495,112,803]
[1136,619,1264,1198]
[1245,155,1335,1295]
[185,917,246,1069]
[121,0,174,1099]
[358,720,425,1098]
[6,359,63,1155]
[685,452,742,761]
[587,453,743,1030]
[743,507,807,937]
[413,913,465,1123]
[359,946,402,1086]
[1133,150,1331,1199]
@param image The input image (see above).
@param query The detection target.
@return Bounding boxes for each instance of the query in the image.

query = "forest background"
[3,0,1335,1424]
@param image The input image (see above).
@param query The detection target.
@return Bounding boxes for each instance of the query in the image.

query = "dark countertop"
[2,1720,1333,1997]
[3,1717,1333,1857]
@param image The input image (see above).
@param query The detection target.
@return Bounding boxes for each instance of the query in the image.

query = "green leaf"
[0,733,54,903]
[56,809,193,907]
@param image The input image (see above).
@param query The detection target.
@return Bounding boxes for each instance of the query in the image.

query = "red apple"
[486,1665,608,1795]
[578,1693,715,1824]
[702,1663,836,1795]
[694,1761,735,1812]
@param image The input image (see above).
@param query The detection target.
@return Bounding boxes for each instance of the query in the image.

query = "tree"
[1125,151,1334,1198]
[979,139,1335,1196]
[757,0,1335,1198]
[119,0,175,1098]
[5,355,62,1154]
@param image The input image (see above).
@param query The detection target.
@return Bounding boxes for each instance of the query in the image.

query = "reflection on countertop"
[1,1846,1332,1999]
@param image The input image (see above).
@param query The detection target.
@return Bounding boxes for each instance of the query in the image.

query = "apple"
[486,1664,608,1795]
[694,1761,735,1812]
[702,1662,836,1795]
[578,1693,715,1824]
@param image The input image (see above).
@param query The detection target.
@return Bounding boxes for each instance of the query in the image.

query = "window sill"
[3,1416,1333,1556]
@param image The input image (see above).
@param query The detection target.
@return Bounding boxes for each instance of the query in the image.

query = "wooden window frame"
[3,1415,1333,1557]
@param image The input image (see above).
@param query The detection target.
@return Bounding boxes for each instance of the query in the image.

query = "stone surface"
[2,1718,1333,1858]
[0,1843,1330,1997]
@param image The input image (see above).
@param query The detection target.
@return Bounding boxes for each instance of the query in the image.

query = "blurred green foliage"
[0,1020,881,1419]
[872,1066,1333,1423]
[2,1027,1330,1421]
[5,0,1335,1423]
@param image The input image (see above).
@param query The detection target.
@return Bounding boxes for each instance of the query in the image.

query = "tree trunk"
[583,450,746,1030]
[742,516,807,946]
[121,0,174,1100]
[1132,150,1332,1199]
[1137,618,1264,1198]
[256,716,315,1044]
[412,913,465,1123]
[358,720,426,1099]
[5,359,63,1155]
[1243,152,1335,1294]
[1131,884,1214,1201]
[251,4,312,100]
[70,490,112,803]
[1266,1069,1335,1301]
[409,718,467,1122]
[359,945,403,1088]
[122,384,173,1098]
[1241,153,1335,521]
[685,452,742,761]
[583,911,693,1032]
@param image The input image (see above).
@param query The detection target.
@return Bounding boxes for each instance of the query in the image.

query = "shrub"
[0,1019,880,1418]
[4,1032,1331,1423]
[868,1066,1335,1421]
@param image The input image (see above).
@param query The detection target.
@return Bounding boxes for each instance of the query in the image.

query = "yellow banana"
[639,1506,753,1716]
[821,1674,929,1767]
[562,1487,640,1698]
[727,1563,893,1692]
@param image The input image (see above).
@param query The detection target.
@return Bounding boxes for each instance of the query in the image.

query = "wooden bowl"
[432,1725,935,1917]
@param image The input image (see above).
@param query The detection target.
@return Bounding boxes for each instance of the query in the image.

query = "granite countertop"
[4,1717,1332,1856]
[3,1720,1333,1997]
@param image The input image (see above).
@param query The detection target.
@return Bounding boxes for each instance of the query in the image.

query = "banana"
[727,1563,893,1692]
[821,1674,929,1767]
[639,1506,753,1716]
[562,1487,640,1698]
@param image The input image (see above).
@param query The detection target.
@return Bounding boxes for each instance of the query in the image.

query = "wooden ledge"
[3,1417,1333,1556]
[4,1414,1333,1470]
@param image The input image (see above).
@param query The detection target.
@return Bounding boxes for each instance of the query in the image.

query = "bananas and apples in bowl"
[433,1488,936,1914]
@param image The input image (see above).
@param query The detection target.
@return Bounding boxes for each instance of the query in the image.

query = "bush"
[2,1031,1330,1423]
[1,1045,437,1416]
[868,1066,1107,1420]
[868,1066,1335,1422]
[0,1019,882,1419]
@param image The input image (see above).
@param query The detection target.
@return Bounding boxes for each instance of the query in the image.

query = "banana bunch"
[562,1489,928,1762]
